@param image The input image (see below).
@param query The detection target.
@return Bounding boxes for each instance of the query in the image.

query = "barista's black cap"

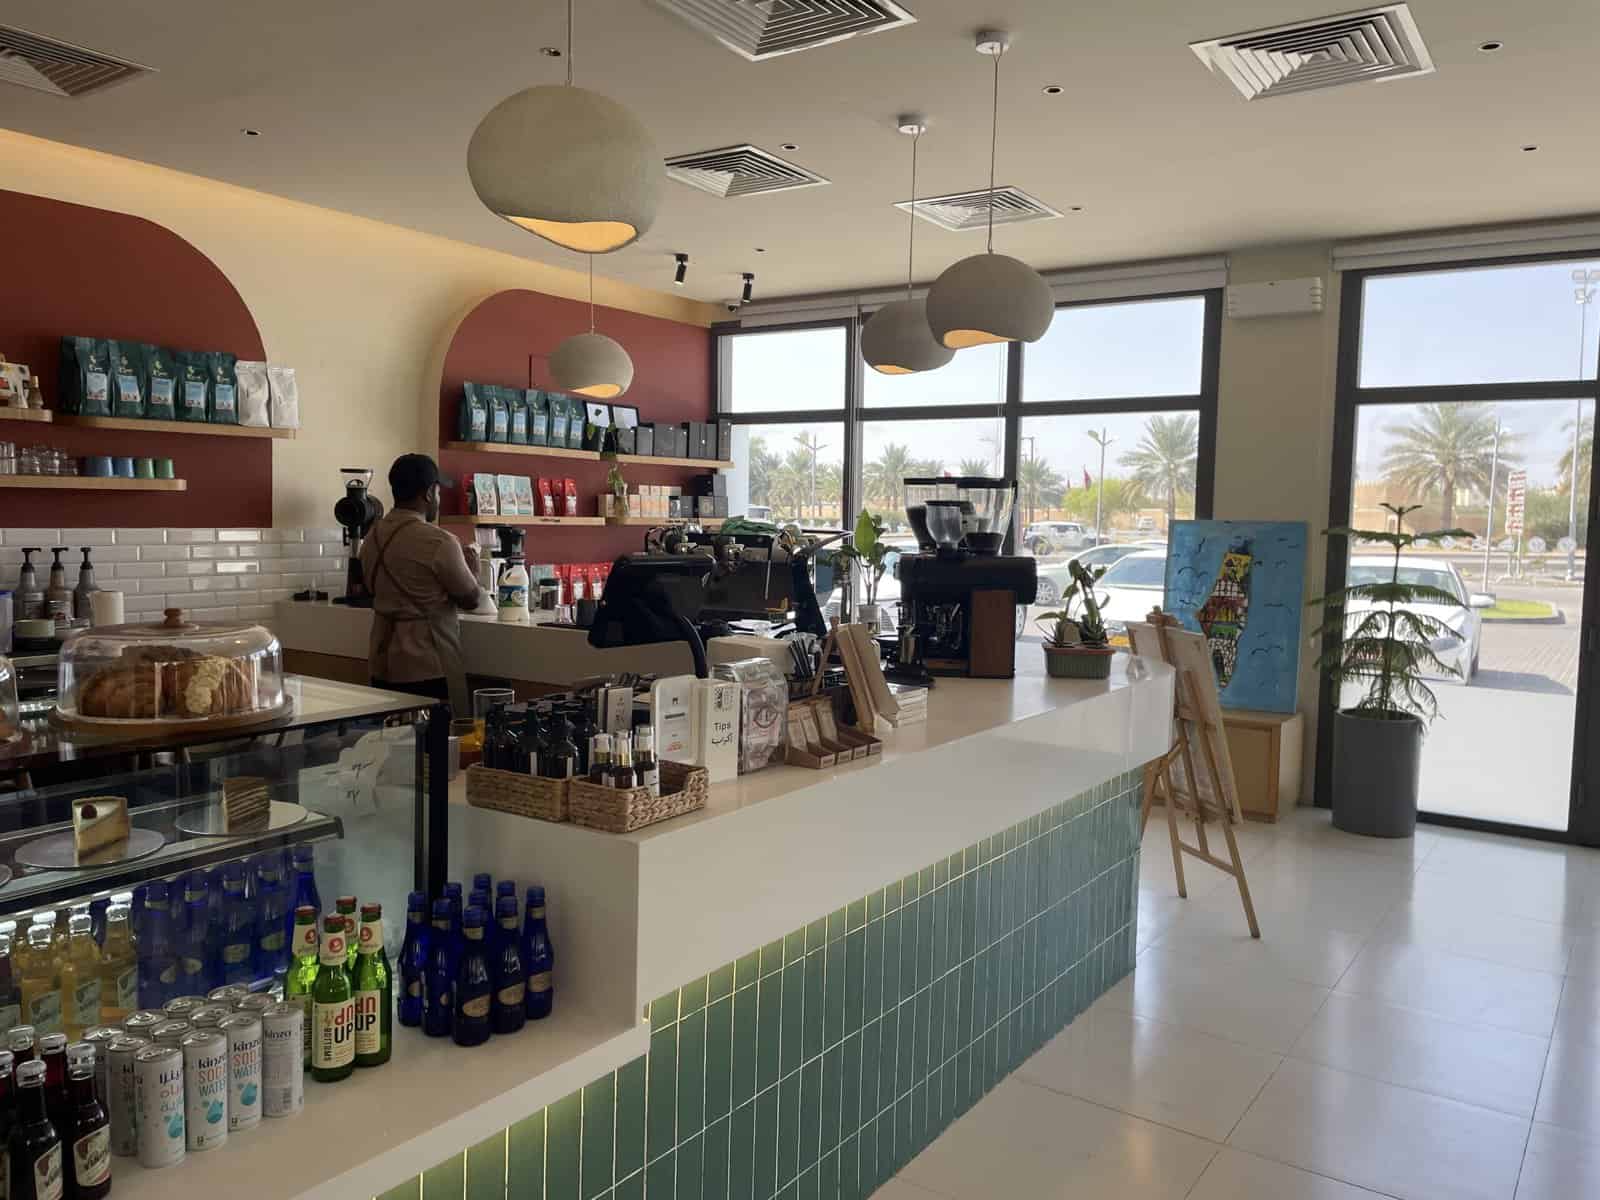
[389,453,452,502]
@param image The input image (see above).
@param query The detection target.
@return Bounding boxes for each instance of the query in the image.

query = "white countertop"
[273,599,695,683]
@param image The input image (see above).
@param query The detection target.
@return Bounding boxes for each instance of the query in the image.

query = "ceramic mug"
[154,458,175,479]
[113,456,135,478]
[85,455,114,477]
[134,457,155,479]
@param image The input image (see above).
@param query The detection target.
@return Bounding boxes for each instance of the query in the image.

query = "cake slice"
[73,797,131,862]
[222,776,271,833]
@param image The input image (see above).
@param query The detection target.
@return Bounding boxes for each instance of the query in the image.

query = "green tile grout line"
[395,770,1145,1200]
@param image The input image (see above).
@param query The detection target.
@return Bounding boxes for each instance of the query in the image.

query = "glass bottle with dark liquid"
[490,898,525,1036]
[521,887,554,1021]
[451,908,492,1047]
[541,717,579,781]
[64,1043,109,1199]
[9,1059,61,1200]
[633,725,660,799]
[518,707,542,777]
[398,891,428,1028]
[587,733,612,785]
[608,738,637,791]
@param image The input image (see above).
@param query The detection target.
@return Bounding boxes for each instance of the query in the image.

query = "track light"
[741,272,754,304]
[673,253,688,286]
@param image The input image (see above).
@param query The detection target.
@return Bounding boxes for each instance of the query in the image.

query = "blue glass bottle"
[398,891,428,1028]
[137,881,177,1008]
[491,897,525,1035]
[468,889,490,928]
[453,907,492,1046]
[175,870,212,993]
[286,845,321,944]
[522,886,554,1020]
[495,880,517,907]
[472,873,493,897]
[255,858,289,980]
[88,897,109,947]
[423,899,455,1038]
[218,869,255,986]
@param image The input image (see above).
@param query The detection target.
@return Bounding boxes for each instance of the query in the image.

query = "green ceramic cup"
[154,458,175,479]
[134,457,155,479]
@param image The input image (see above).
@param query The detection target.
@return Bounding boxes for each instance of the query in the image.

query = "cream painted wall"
[1214,244,1342,805]
[0,130,722,528]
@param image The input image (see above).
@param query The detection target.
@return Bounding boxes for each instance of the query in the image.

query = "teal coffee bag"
[141,344,177,420]
[207,351,238,424]
[458,382,487,441]
[508,388,529,444]
[527,390,549,446]
[486,385,510,443]
[108,340,144,418]
[175,349,210,422]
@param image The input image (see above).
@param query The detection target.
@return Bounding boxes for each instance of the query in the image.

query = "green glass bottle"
[335,896,359,972]
[282,905,320,1067]
[310,915,354,1083]
[352,903,391,1068]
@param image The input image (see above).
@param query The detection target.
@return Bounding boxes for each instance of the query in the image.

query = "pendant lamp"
[468,0,662,253]
[552,258,634,398]
[925,32,1054,350]
[861,117,956,376]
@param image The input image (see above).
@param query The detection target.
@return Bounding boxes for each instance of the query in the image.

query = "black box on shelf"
[636,424,654,456]
[714,496,729,518]
[717,420,732,462]
[698,422,714,460]
[696,495,715,518]
[679,422,693,459]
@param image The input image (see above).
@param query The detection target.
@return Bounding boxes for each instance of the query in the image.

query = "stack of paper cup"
[91,590,125,627]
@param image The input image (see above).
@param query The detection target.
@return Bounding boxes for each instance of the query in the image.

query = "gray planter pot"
[1331,709,1422,838]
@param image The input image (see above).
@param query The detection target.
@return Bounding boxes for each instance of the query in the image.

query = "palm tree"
[1017,457,1064,524]
[815,462,844,524]
[1382,402,1512,527]
[958,457,994,477]
[747,435,779,508]
[910,458,945,478]
[865,443,913,511]
[1558,414,1594,498]
[1120,414,1198,527]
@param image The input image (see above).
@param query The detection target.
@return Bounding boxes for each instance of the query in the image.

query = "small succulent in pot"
[1037,559,1109,647]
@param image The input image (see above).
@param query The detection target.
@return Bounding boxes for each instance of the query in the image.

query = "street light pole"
[1570,269,1598,582]
[1481,419,1501,586]
[1088,428,1113,544]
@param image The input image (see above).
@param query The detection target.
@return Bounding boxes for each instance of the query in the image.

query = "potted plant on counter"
[1310,503,1473,837]
[838,509,892,633]
[1037,559,1115,679]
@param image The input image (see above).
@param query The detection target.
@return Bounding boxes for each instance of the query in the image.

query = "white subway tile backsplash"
[188,545,237,560]
[112,563,167,580]
[253,574,284,590]
[260,590,294,604]
[161,578,194,593]
[316,543,347,558]
[214,561,259,575]
[113,529,169,545]
[305,528,343,542]
[237,605,275,621]
[235,545,285,559]
[60,529,113,546]
[167,529,216,544]
[233,590,260,606]
[166,562,216,577]
[190,576,239,592]
[263,529,304,544]
[216,529,262,543]
[124,595,169,614]
[81,546,139,563]
[136,545,191,562]
[1,530,61,547]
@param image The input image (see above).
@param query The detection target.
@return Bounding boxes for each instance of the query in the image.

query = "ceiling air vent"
[652,0,916,62]
[665,144,830,198]
[1189,4,1434,101]
[896,187,1063,234]
[0,24,154,98]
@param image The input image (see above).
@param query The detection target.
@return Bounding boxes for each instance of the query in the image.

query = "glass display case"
[0,657,17,743]
[54,608,286,730]
[0,675,446,1026]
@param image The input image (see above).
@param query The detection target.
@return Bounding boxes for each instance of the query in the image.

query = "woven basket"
[1043,644,1116,680]
[567,759,709,834]
[466,765,569,822]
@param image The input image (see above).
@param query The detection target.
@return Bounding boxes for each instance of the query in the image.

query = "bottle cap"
[336,895,357,911]
[472,873,492,891]
[496,880,517,899]
[66,1042,94,1070]
[443,882,463,900]
[294,905,317,922]
[6,1028,33,1053]
[526,885,546,906]
[463,906,487,929]
[0,1049,13,1075]
[26,925,50,949]
[68,913,91,936]
[15,1060,44,1088]
[407,890,427,911]
[432,898,453,919]
[39,1033,67,1054]
[496,896,518,920]
[469,889,489,911]
[361,902,382,919]
[292,844,314,862]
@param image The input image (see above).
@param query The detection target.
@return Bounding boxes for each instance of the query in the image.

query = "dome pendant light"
[467,0,663,253]
[925,31,1055,350]
[861,116,956,376]
[552,257,635,399]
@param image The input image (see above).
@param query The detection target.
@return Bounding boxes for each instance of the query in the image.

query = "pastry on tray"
[72,796,130,863]
[222,777,271,833]
[77,646,255,720]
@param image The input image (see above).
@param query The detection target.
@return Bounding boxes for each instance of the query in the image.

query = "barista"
[360,454,481,714]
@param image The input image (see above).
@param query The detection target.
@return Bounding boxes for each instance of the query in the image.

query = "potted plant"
[1310,503,1473,837]
[1036,559,1116,679]
[837,509,892,632]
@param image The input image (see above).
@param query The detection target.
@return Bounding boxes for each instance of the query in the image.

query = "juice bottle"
[8,1060,62,1200]
[64,1042,109,1199]
[0,933,22,1035]
[98,904,137,1025]
[58,914,101,1041]
[17,927,60,1037]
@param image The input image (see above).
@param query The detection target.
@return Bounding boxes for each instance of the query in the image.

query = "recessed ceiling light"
[1522,144,1540,152]
[240,128,260,137]
[1069,205,1083,212]
[540,46,562,57]
[780,143,798,151]
[1042,85,1063,95]
[1478,40,1503,52]
[754,247,766,253]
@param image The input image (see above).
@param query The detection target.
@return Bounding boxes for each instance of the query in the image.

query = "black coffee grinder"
[895,476,1036,679]
[333,467,384,607]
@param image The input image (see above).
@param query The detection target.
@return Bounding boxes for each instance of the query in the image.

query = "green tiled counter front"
[381,769,1145,1200]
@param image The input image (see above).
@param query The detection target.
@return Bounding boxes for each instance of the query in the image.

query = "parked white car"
[1343,555,1492,684]
[1022,521,1090,556]
[1034,542,1166,607]
[1092,549,1170,638]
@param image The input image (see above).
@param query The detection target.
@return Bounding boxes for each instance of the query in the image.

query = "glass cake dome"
[0,656,18,742]
[56,608,285,727]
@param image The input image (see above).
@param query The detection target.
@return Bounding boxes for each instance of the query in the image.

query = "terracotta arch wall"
[0,189,270,527]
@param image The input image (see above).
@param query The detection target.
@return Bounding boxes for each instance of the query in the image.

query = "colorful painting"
[1163,520,1308,713]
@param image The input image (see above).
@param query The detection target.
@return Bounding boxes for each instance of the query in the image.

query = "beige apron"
[367,519,470,717]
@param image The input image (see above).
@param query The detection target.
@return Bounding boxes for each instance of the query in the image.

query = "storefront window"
[725,422,845,527]
[1022,296,1206,402]
[724,327,847,413]
[861,342,1006,409]
[860,417,1005,545]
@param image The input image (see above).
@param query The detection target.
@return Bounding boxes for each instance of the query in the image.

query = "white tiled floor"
[894,807,1600,1199]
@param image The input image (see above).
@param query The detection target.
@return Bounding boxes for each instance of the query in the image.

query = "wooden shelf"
[605,516,725,528]
[443,514,605,527]
[0,407,52,424]
[446,441,598,461]
[52,414,295,439]
[607,453,732,470]
[0,475,187,492]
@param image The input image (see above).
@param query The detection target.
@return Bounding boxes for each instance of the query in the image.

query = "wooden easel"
[1128,610,1261,939]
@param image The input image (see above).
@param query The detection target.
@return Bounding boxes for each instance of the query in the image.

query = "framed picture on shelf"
[611,404,639,454]
[582,401,612,452]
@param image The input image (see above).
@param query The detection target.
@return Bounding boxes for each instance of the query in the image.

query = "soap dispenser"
[15,548,43,620]
[72,547,99,620]
[44,547,71,624]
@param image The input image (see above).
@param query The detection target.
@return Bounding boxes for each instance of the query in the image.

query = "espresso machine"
[895,476,1036,679]
[333,467,384,606]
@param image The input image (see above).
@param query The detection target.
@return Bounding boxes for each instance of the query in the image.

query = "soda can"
[189,1004,232,1030]
[162,996,207,1019]
[207,985,247,1006]
[233,993,276,1018]
[107,1036,147,1157]
[180,1030,229,1152]
[122,1011,163,1038]
[82,1027,118,1106]
[151,1020,192,1047]
[134,1043,185,1169]
[218,1014,262,1133]
[260,1002,303,1119]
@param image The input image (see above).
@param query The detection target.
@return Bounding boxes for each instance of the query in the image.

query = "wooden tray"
[567,759,708,834]
[466,765,568,822]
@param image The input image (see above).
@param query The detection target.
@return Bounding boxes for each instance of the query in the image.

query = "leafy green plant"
[1036,558,1109,648]
[1310,503,1472,723]
[837,509,891,607]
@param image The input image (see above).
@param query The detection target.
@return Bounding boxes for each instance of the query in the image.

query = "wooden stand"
[1128,611,1260,939]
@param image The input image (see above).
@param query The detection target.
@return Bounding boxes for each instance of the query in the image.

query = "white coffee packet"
[267,364,301,429]
[236,360,270,426]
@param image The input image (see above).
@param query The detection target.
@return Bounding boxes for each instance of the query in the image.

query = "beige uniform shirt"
[359,509,479,682]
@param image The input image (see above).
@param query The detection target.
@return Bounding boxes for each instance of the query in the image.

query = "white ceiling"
[3,0,1598,305]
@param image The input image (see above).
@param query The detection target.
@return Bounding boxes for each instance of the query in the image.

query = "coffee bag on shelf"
[61,336,112,416]
[175,350,210,422]
[508,389,529,445]
[458,382,487,442]
[486,385,510,443]
[207,351,239,424]
[108,340,144,418]
[141,344,177,420]
[527,390,549,446]
[267,364,301,429]
[236,360,270,427]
